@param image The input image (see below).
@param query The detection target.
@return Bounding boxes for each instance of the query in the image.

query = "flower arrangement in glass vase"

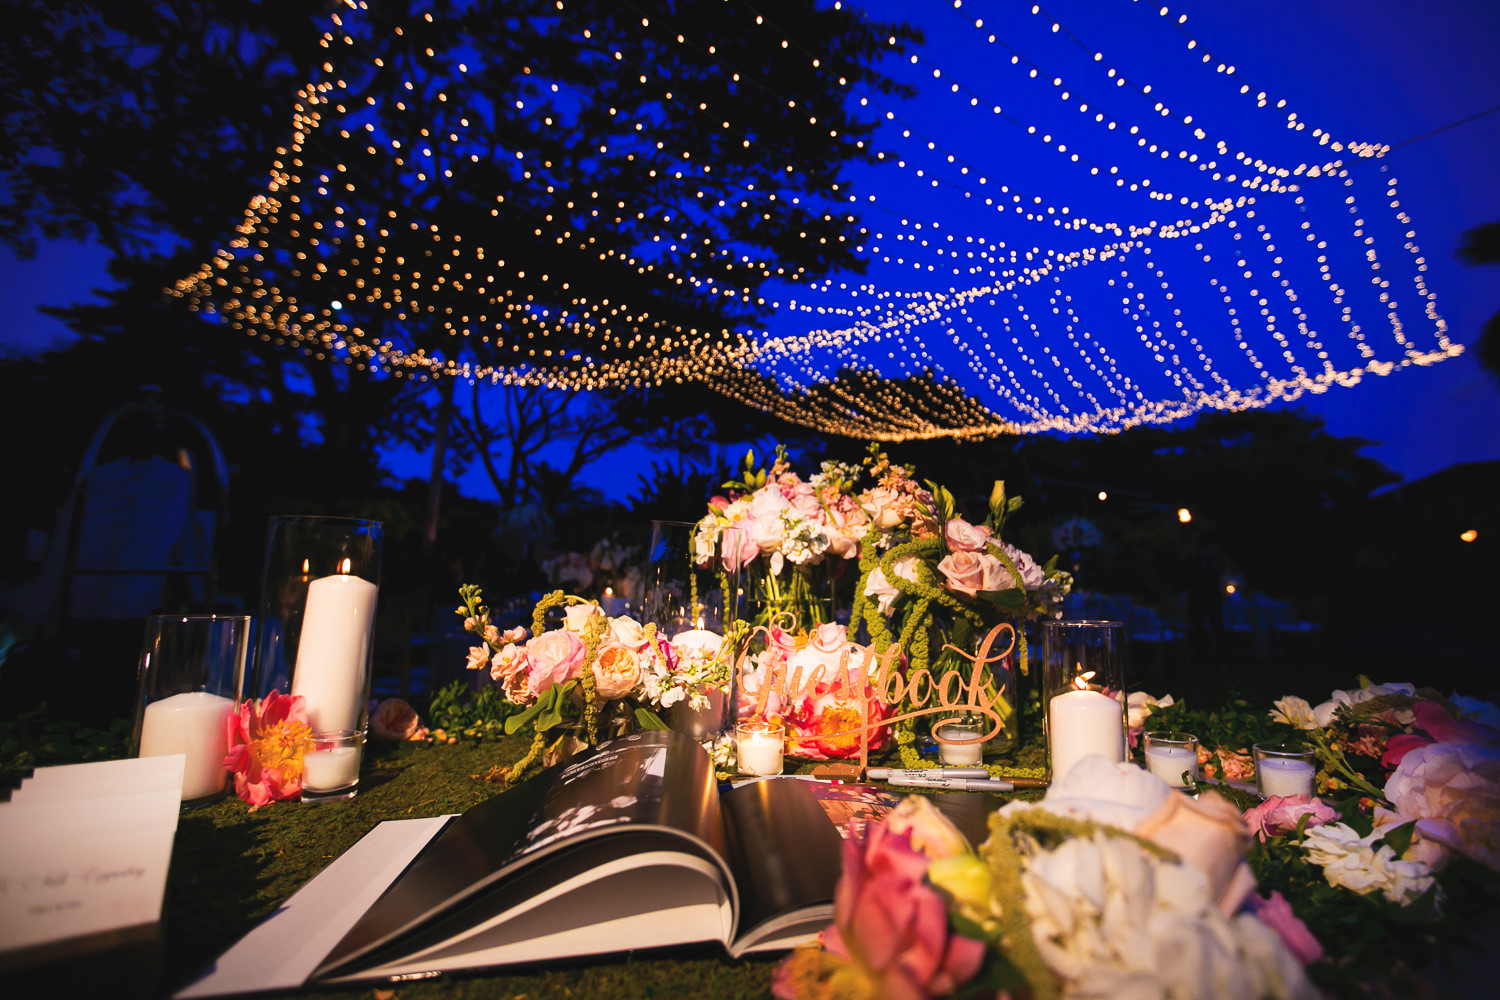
[693,446,868,629]
[850,453,1072,771]
[457,584,740,780]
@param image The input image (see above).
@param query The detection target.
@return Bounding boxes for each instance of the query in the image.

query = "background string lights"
[173,0,1465,441]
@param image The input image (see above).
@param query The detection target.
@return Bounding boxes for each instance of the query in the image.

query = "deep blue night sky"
[2,0,1496,498]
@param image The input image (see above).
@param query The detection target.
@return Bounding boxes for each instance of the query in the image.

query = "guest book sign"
[0,756,184,954]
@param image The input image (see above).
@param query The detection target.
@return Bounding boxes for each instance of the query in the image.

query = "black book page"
[316,730,722,979]
[718,780,844,943]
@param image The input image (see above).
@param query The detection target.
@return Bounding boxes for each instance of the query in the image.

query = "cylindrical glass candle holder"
[1041,620,1128,783]
[735,719,785,776]
[301,730,363,802]
[1254,742,1317,798]
[250,516,382,736]
[934,713,988,766]
[1144,730,1200,788]
[133,614,249,802]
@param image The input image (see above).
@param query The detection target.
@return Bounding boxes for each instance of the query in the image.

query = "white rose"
[563,602,604,633]
[863,566,901,615]
[1303,822,1436,904]
[609,615,651,652]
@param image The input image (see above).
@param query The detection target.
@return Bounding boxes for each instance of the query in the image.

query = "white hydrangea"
[1302,822,1436,905]
[1020,831,1318,1000]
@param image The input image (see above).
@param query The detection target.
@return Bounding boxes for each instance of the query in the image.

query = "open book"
[183,729,875,994]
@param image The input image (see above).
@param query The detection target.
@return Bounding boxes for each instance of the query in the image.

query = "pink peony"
[525,628,587,695]
[223,691,314,807]
[1242,795,1340,842]
[1247,891,1324,966]
[1385,741,1500,872]
[370,698,427,741]
[1414,700,1500,745]
[935,550,1007,598]
[943,517,992,553]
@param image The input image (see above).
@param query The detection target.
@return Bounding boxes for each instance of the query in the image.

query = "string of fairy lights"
[171,0,1462,440]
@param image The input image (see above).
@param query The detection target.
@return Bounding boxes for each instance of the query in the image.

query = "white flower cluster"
[1302,822,1437,905]
[640,646,729,711]
[1021,831,1318,1000]
[776,510,832,571]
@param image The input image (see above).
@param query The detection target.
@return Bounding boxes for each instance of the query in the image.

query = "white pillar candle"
[1258,757,1316,798]
[1145,745,1199,787]
[139,691,235,800]
[671,629,723,657]
[290,572,379,733]
[736,725,785,776]
[302,746,361,791]
[1048,688,1125,781]
[936,722,985,766]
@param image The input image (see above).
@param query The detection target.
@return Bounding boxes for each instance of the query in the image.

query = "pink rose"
[1247,890,1324,966]
[370,698,426,741]
[1242,795,1340,842]
[592,642,642,700]
[935,550,1006,598]
[817,823,985,999]
[943,517,992,552]
[808,622,850,653]
[526,629,586,694]
[1385,741,1500,872]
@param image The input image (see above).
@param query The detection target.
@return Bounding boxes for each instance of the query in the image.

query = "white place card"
[0,756,184,954]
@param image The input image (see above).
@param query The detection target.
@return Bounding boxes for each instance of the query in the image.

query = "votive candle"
[736,720,785,776]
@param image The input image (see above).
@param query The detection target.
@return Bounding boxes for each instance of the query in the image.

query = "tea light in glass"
[1143,731,1199,788]
[735,719,785,776]
[1254,742,1317,798]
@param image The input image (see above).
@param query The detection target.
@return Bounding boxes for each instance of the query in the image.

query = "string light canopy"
[173,0,1462,441]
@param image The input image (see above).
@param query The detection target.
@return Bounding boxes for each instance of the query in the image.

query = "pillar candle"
[671,629,723,657]
[139,691,235,800]
[1048,688,1125,781]
[290,572,379,733]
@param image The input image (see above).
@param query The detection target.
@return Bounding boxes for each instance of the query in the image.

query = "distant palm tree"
[1457,222,1500,384]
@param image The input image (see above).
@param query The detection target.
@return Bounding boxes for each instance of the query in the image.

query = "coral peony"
[223,691,314,807]
[526,628,587,695]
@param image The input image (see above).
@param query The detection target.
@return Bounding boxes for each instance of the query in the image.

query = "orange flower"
[223,691,314,807]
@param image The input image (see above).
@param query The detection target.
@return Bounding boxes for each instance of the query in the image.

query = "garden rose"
[993,541,1045,591]
[1242,795,1339,842]
[526,628,586,694]
[1385,741,1500,872]
[370,698,427,741]
[943,517,992,552]
[563,602,604,633]
[862,567,901,615]
[860,486,906,532]
[593,642,643,700]
[774,822,984,1000]
[935,549,1006,598]
[609,615,652,652]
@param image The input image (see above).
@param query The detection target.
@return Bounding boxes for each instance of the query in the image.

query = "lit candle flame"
[301,558,310,573]
[605,586,613,596]
[1072,668,1096,691]
[339,557,351,574]
[696,615,705,630]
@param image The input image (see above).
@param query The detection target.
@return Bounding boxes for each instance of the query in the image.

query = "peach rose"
[935,550,1006,598]
[370,698,427,741]
[592,642,642,700]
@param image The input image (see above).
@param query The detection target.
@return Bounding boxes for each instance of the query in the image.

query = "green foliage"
[425,680,522,741]
[1149,692,1279,753]
[0,705,132,789]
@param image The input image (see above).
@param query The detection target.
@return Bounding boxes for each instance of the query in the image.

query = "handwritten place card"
[0,755,184,955]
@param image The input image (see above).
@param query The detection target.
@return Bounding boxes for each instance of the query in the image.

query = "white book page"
[334,850,732,983]
[174,816,453,998]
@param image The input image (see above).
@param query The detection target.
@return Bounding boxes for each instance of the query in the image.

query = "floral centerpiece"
[775,761,1321,1000]
[851,456,1071,769]
[694,446,868,628]
[457,584,738,779]
[1130,677,1500,996]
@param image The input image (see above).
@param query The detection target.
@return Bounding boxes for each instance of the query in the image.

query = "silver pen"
[882,775,1016,792]
[866,767,989,780]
